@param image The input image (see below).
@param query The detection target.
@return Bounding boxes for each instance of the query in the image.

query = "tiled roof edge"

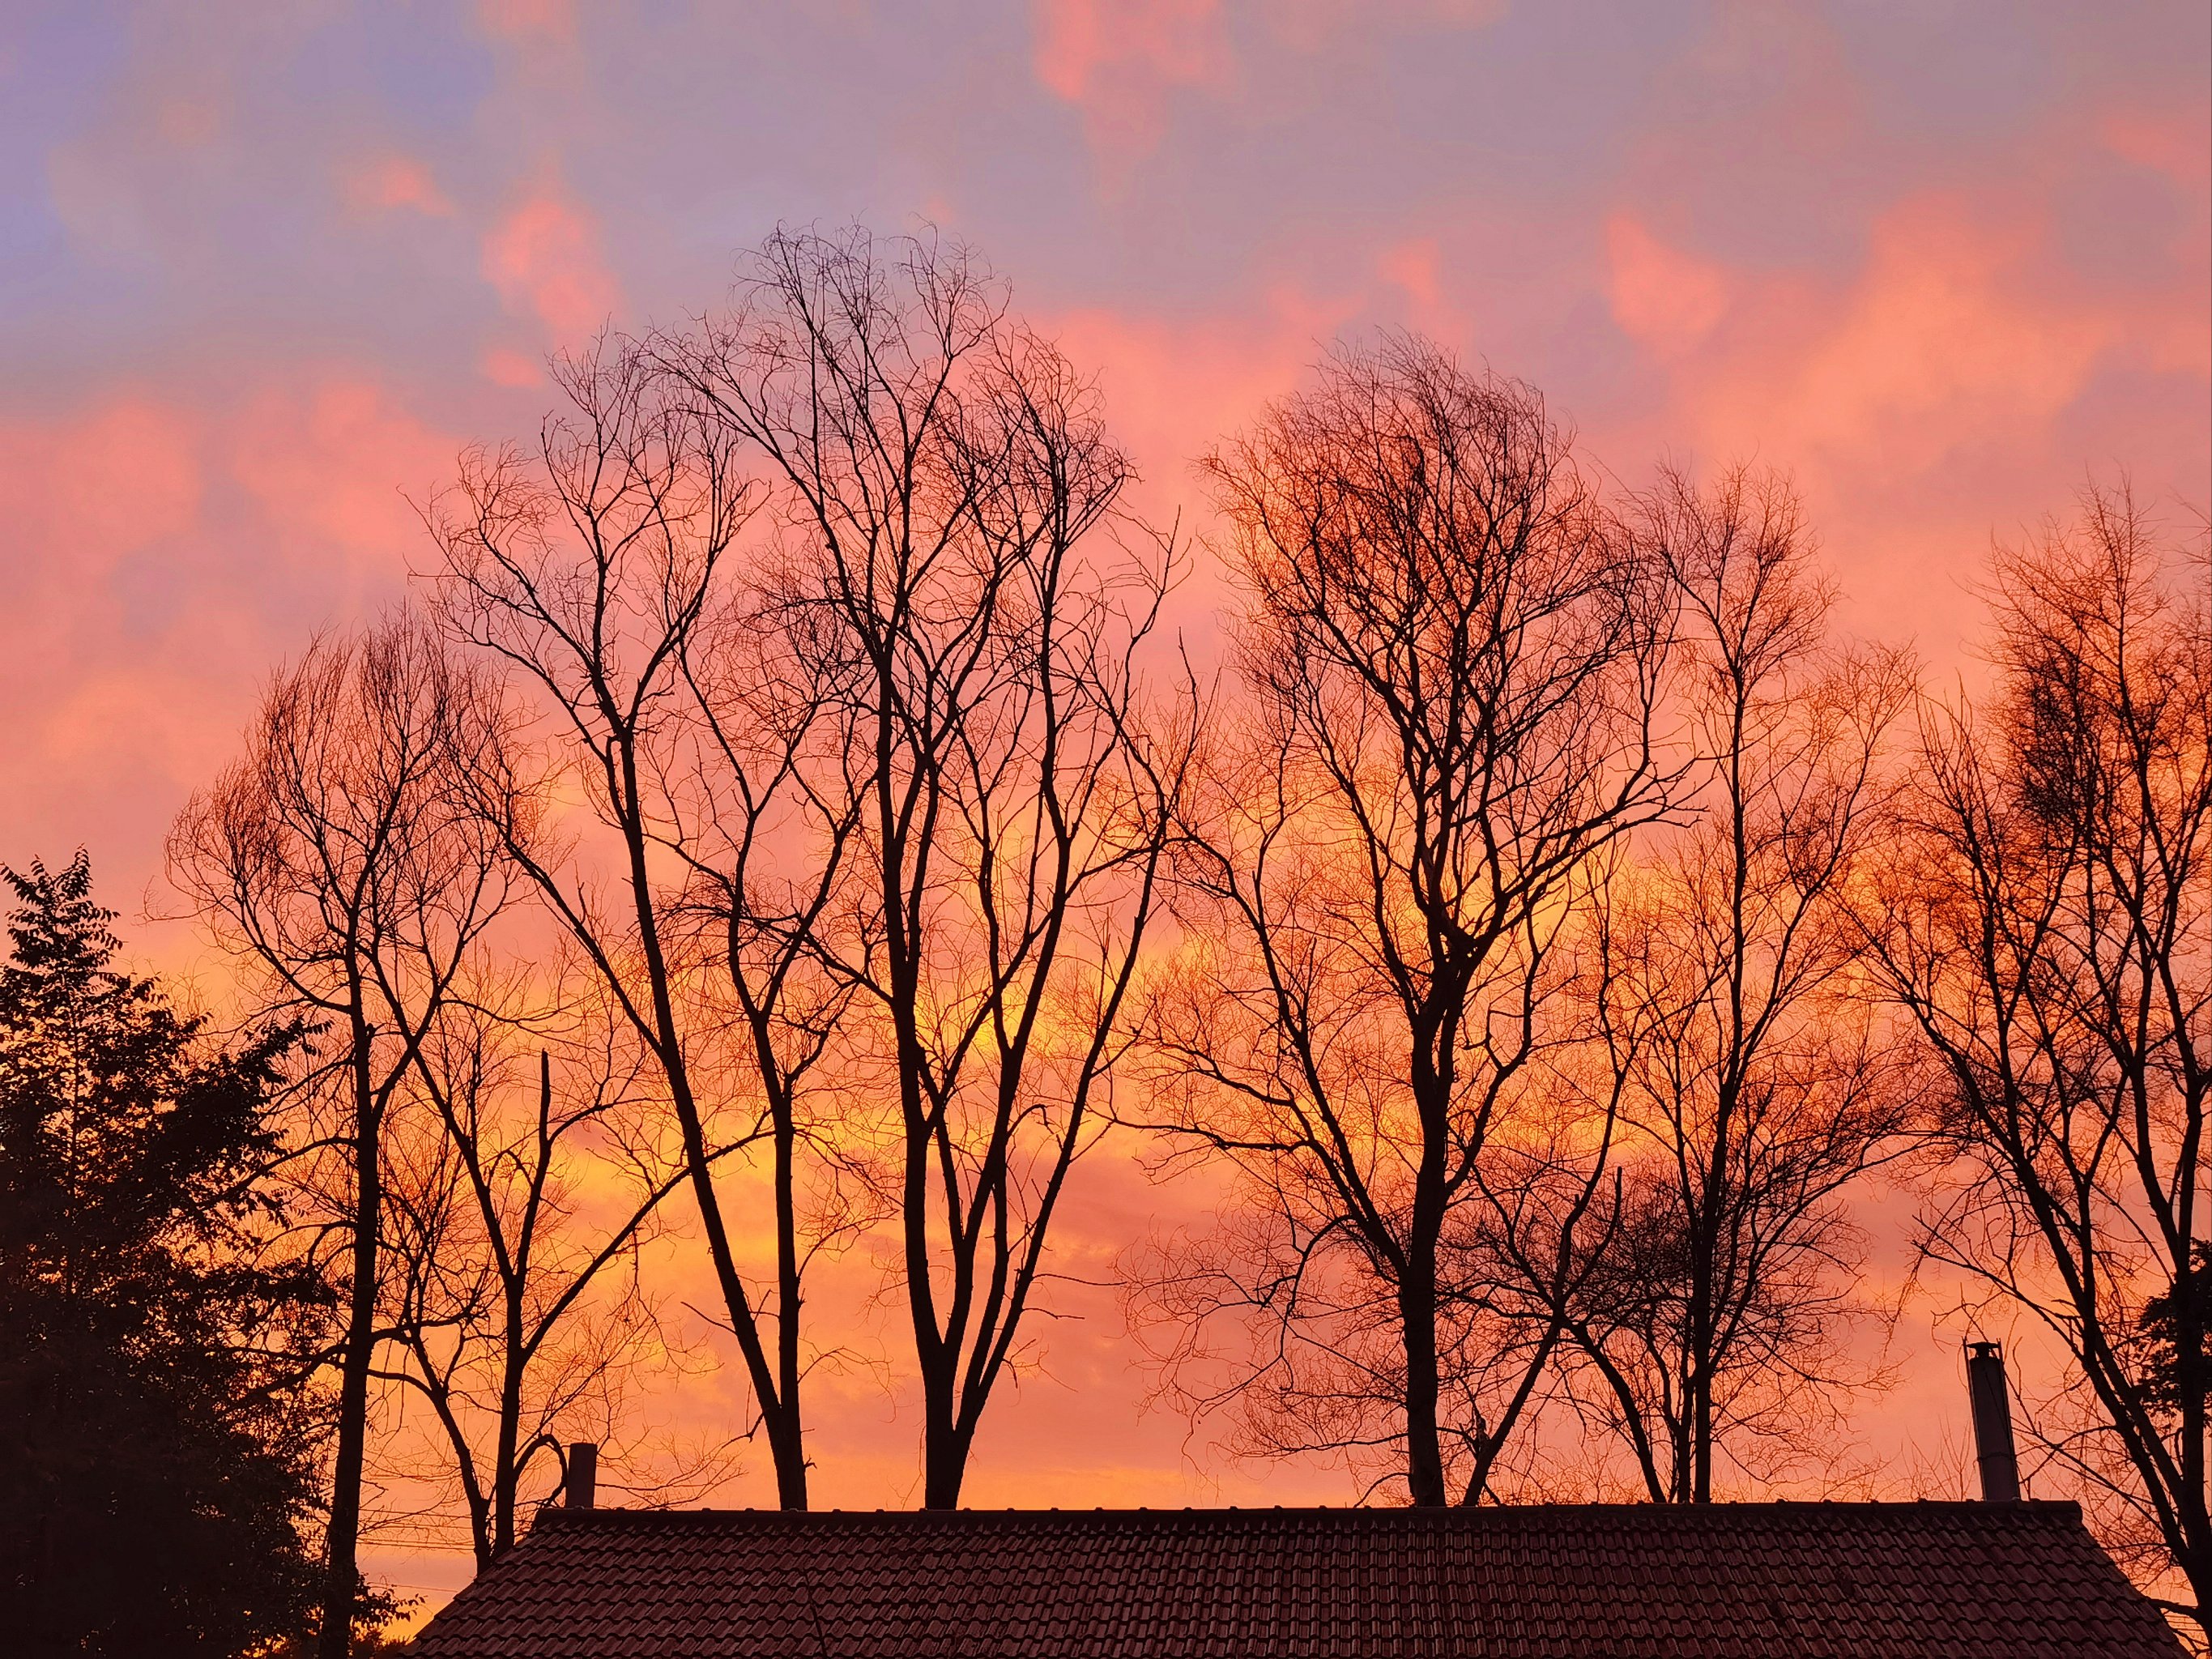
[526,1499,2089,1530]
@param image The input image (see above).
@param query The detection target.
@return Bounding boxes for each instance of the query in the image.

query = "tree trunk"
[616,739,809,1511]
[491,1292,526,1558]
[1686,1235,1714,1503]
[318,1031,381,1659]
[1401,1248,1447,1508]
[922,1411,971,1509]
[2177,1246,2210,1639]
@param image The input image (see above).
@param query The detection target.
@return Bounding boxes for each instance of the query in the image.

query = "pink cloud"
[1033,0,1232,159]
[1605,215,1731,357]
[1038,281,1361,656]
[1264,0,1504,53]
[2100,103,2212,194]
[1030,0,1505,160]
[1699,196,2117,474]
[1379,237,1443,311]
[0,376,465,950]
[153,96,224,148]
[1377,236,1476,344]
[0,399,202,579]
[475,0,577,46]
[1583,185,2205,672]
[480,187,624,341]
[5,7,2206,1598]
[227,377,458,590]
[344,152,455,218]
[479,345,545,388]
[1046,280,1357,484]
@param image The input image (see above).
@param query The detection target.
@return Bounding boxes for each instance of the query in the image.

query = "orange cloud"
[481,188,623,340]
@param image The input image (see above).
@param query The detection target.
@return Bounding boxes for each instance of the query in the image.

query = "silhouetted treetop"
[0,851,330,1657]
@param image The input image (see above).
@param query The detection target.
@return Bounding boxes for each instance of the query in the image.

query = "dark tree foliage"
[2136,1243,2212,1422]
[0,853,326,1657]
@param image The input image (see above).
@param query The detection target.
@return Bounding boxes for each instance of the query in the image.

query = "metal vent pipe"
[1966,1342,2021,1502]
[565,1443,599,1510]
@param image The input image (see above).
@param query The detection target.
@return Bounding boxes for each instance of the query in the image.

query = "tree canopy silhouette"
[0,853,330,1656]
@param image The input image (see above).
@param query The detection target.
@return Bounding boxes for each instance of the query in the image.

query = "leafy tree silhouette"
[0,852,338,1655]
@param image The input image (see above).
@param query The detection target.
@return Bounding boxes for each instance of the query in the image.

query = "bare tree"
[425,339,858,1509]
[670,228,1187,1506]
[1868,484,2210,1637]
[167,613,513,1656]
[1550,467,1920,1501]
[1132,337,1673,1507]
[1132,957,1630,1507]
[372,970,710,1566]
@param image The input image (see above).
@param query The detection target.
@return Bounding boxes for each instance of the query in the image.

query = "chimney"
[1966,1341,2021,1502]
[565,1443,599,1510]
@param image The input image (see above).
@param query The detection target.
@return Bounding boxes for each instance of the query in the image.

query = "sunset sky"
[5,0,2208,1616]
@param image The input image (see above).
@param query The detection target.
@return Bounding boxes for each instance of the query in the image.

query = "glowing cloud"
[479,346,545,388]
[481,188,624,341]
[1733,197,2116,472]
[477,0,578,46]
[0,399,202,578]
[227,379,458,586]
[1605,215,1731,357]
[1033,0,1231,156]
[345,153,456,218]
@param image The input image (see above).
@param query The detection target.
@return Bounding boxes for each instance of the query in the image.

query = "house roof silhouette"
[408,1499,2181,1657]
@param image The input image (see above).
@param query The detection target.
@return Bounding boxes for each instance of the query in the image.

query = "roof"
[408,1501,2182,1658]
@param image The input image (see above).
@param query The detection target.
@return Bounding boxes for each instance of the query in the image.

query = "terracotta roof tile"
[410,1501,2181,1658]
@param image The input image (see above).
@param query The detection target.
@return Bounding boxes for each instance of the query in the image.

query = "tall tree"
[0,854,326,1656]
[1869,485,2209,1637]
[1134,337,1673,1506]
[672,227,1187,1505]
[428,339,854,1508]
[168,614,514,1655]
[1555,467,1918,1501]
